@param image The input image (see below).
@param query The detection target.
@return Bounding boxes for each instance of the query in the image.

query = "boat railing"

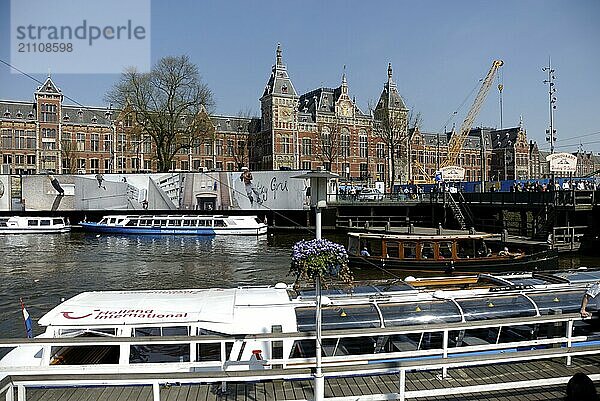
[0,314,599,401]
[0,313,595,374]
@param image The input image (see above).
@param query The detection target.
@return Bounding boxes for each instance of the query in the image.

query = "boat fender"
[404,276,416,282]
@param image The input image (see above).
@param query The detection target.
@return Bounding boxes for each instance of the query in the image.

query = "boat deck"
[14,355,600,401]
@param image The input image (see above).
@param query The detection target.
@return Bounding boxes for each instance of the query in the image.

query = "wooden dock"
[9,354,600,401]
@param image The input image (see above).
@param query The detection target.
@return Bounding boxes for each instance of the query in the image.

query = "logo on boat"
[61,311,97,319]
[61,309,188,320]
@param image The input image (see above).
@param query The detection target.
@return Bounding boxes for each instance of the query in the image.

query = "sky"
[1,0,599,153]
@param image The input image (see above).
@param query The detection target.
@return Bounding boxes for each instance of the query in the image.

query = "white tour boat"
[0,216,71,234]
[1,269,599,377]
[79,214,268,236]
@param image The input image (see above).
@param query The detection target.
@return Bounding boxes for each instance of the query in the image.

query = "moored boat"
[1,269,598,376]
[348,231,558,274]
[79,214,267,236]
[0,216,71,234]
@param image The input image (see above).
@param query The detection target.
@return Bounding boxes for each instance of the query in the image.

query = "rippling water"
[1,232,599,338]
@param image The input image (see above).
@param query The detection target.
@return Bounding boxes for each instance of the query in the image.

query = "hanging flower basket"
[289,239,353,287]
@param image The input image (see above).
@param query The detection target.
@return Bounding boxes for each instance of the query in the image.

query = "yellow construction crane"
[411,60,503,184]
[442,59,504,168]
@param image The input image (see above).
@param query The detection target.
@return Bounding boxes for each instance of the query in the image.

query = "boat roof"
[349,232,496,241]
[38,286,290,327]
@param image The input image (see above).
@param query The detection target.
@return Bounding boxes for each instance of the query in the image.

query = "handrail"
[0,312,587,348]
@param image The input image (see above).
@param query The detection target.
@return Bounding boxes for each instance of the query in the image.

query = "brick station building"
[2,45,597,184]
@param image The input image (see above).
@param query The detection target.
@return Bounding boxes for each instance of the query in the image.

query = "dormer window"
[16,110,23,118]
[77,109,84,120]
[281,84,288,94]
[91,115,98,123]
[63,113,70,121]
[4,109,10,118]
[28,111,34,119]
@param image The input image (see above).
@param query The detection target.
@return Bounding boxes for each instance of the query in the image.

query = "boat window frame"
[384,241,400,258]
[437,241,454,259]
[402,241,417,259]
[28,219,39,226]
[418,241,435,260]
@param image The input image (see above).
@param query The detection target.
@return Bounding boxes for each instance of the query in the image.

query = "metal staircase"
[446,193,467,230]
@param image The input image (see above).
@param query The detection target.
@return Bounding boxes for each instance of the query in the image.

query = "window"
[103,134,112,152]
[215,140,223,156]
[76,133,85,151]
[281,135,291,154]
[302,138,312,156]
[25,130,36,149]
[77,158,86,172]
[204,141,213,156]
[301,161,312,170]
[41,103,57,122]
[180,160,189,171]
[90,133,99,151]
[89,158,99,173]
[226,162,234,171]
[359,134,368,158]
[117,134,126,152]
[143,138,152,154]
[403,242,417,259]
[1,129,11,148]
[439,242,453,259]
[359,163,368,179]
[341,129,350,157]
[227,139,234,156]
[42,128,56,139]
[377,163,385,181]
[27,155,36,165]
[419,242,435,259]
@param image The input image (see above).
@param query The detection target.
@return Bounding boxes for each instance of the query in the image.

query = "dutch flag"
[20,298,33,338]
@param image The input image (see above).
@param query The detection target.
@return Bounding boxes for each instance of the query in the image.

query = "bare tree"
[230,109,254,170]
[60,137,77,174]
[316,118,342,171]
[372,105,409,191]
[106,55,215,172]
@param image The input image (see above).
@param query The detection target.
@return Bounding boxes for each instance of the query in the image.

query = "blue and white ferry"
[79,214,267,236]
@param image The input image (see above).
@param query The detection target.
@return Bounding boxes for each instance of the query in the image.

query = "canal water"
[1,232,599,338]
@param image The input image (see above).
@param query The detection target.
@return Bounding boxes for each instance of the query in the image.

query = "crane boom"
[442,59,504,168]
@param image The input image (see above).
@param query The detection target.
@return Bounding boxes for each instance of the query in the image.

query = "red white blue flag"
[20,298,33,338]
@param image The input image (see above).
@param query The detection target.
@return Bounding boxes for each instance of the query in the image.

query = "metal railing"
[1,313,598,400]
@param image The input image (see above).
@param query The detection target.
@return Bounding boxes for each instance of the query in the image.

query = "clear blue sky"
[1,0,599,152]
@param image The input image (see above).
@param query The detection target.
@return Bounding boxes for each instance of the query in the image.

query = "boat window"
[125,220,138,226]
[59,328,117,337]
[168,220,180,226]
[28,220,39,226]
[99,218,108,224]
[0,219,7,227]
[526,289,589,315]
[40,220,51,226]
[134,327,161,337]
[475,239,490,257]
[385,242,399,258]
[134,326,189,337]
[53,218,63,225]
[140,219,151,226]
[197,343,221,361]
[387,332,444,351]
[215,220,226,227]
[438,241,453,259]
[456,294,536,321]
[403,242,417,259]
[129,344,190,363]
[109,218,117,224]
[290,336,378,358]
[348,236,360,255]
[457,240,475,259]
[296,304,380,331]
[198,219,207,226]
[419,242,435,259]
[254,217,263,224]
[183,219,195,227]
[380,300,461,326]
[51,345,119,365]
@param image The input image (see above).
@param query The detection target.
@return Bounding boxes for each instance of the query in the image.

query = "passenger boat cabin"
[348,232,502,261]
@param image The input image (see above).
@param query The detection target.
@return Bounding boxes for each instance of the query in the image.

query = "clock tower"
[257,44,299,170]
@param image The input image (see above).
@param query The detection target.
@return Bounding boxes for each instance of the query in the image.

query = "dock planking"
[20,355,600,401]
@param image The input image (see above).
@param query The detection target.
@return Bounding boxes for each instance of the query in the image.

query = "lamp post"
[291,170,339,401]
[105,105,114,173]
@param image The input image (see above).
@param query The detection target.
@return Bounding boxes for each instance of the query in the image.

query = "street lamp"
[291,170,339,401]
[104,105,114,173]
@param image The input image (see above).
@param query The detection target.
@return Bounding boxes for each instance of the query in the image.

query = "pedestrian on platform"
[580,281,600,318]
